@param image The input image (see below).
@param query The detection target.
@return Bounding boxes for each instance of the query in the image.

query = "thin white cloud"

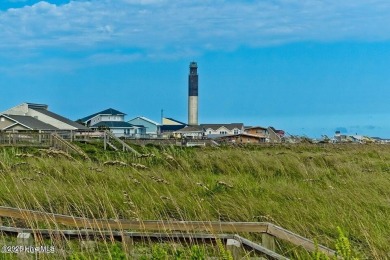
[0,0,390,62]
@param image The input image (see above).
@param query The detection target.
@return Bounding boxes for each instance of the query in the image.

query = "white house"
[201,123,244,138]
[1,103,89,131]
[174,125,204,139]
[79,108,146,138]
[80,108,126,127]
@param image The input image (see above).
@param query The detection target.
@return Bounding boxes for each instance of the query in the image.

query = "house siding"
[128,118,159,136]
[245,127,268,138]
[267,127,282,143]
[89,115,124,126]
[1,103,29,116]
[2,104,78,130]
[0,117,15,129]
[162,118,182,125]
[203,125,243,137]
[27,110,78,130]
[4,125,30,131]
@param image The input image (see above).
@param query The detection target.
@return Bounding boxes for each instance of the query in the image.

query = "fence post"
[17,232,34,259]
[226,239,242,259]
[122,235,134,255]
[261,233,276,251]
[104,132,107,150]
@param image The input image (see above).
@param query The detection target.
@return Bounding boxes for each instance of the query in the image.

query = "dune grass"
[0,143,389,258]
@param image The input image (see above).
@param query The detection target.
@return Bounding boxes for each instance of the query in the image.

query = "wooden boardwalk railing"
[0,206,335,258]
[51,133,90,160]
[0,132,90,160]
[104,130,140,155]
[0,132,52,147]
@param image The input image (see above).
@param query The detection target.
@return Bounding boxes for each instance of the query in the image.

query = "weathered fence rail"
[0,206,335,258]
[0,132,90,160]
[0,132,52,147]
[104,130,140,155]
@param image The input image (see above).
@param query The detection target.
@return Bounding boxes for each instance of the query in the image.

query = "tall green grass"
[0,143,389,258]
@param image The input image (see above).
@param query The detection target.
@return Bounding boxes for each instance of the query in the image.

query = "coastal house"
[268,127,285,143]
[79,108,126,127]
[334,131,373,144]
[160,117,186,138]
[172,123,246,140]
[244,126,269,142]
[201,123,244,138]
[1,103,89,131]
[0,114,58,132]
[215,133,265,144]
[128,116,161,138]
[78,108,146,138]
[173,125,204,139]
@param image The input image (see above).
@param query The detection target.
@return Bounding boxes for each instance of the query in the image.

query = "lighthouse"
[188,62,198,126]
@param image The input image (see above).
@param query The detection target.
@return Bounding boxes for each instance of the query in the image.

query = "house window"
[234,130,239,134]
[0,118,4,122]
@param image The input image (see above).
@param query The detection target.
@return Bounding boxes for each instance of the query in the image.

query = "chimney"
[188,62,198,125]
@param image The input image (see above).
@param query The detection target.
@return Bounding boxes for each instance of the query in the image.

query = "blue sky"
[1,0,389,138]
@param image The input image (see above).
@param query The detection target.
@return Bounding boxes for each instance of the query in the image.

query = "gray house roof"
[245,126,268,130]
[129,116,161,126]
[2,114,58,131]
[31,108,90,131]
[201,123,244,130]
[161,125,186,132]
[175,125,203,133]
[91,121,140,128]
[79,108,126,123]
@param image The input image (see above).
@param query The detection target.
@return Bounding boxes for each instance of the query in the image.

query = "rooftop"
[201,123,244,131]
[129,116,161,126]
[2,114,58,131]
[31,107,89,130]
[79,108,126,122]
[163,117,186,125]
[91,121,137,128]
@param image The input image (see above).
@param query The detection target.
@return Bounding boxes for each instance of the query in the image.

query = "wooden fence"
[0,132,90,160]
[0,132,52,147]
[0,206,335,258]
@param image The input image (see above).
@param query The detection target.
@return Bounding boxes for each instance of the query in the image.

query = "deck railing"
[0,206,335,258]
